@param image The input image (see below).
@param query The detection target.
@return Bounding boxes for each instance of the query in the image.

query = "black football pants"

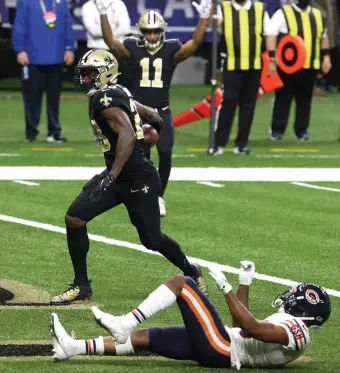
[215,69,261,148]
[271,69,316,137]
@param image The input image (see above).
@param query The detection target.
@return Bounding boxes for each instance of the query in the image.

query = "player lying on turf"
[51,261,331,369]
[50,50,207,305]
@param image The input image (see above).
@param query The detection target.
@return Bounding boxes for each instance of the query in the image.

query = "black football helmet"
[273,283,331,327]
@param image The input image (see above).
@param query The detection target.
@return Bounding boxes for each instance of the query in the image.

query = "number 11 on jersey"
[140,58,163,88]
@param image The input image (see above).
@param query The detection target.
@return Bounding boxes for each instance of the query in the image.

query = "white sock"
[72,336,105,356]
[125,284,177,327]
[115,337,135,356]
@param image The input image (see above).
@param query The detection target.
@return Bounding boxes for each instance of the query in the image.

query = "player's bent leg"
[51,170,121,304]
[177,277,232,368]
[92,276,186,343]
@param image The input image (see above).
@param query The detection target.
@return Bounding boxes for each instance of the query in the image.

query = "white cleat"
[91,306,133,344]
[50,313,75,361]
[158,197,166,217]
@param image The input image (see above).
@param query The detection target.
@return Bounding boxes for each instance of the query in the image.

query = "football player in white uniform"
[50,261,331,369]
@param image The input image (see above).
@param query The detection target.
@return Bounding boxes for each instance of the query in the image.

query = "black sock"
[158,151,172,197]
[66,226,90,286]
[156,234,197,277]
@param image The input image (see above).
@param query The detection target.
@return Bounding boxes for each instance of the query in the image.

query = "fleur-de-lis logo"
[100,93,112,107]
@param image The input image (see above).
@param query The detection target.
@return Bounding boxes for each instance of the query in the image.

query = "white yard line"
[0,214,339,298]
[13,180,40,186]
[196,181,225,188]
[0,153,21,157]
[291,182,340,193]
[2,166,340,181]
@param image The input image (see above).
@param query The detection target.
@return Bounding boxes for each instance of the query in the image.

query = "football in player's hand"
[143,124,159,147]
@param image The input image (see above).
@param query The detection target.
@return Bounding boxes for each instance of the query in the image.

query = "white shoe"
[91,306,134,344]
[158,197,166,217]
[50,313,75,361]
[47,136,55,143]
[213,147,224,156]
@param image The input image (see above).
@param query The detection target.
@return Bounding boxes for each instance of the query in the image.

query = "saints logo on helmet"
[137,11,167,50]
[272,282,331,327]
[74,50,120,96]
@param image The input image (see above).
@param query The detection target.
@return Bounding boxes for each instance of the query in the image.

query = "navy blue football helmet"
[273,283,331,327]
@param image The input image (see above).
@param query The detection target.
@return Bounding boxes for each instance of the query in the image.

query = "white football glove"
[93,0,115,15]
[192,0,212,19]
[209,267,232,294]
[239,260,256,286]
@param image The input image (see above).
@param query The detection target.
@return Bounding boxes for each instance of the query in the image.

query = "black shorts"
[156,107,174,153]
[149,278,232,368]
[67,169,161,231]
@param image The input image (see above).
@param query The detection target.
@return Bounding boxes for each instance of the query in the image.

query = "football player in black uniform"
[95,0,212,216]
[51,50,207,304]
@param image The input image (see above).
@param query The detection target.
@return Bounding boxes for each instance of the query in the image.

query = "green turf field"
[0,85,340,373]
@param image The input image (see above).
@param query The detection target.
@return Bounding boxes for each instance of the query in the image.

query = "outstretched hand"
[192,0,212,19]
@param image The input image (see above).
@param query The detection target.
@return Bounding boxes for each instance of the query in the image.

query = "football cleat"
[50,313,75,361]
[50,283,93,305]
[191,263,209,297]
[91,306,134,344]
[158,197,166,217]
[0,286,15,304]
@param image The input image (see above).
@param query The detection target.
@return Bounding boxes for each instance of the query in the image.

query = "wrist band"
[268,50,276,58]
[321,48,331,58]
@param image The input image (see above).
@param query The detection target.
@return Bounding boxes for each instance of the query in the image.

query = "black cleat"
[50,282,93,305]
[191,263,209,297]
[0,286,15,304]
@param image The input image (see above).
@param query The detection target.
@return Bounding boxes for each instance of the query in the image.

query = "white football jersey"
[225,313,310,370]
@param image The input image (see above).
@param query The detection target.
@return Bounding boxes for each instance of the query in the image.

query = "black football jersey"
[123,37,182,108]
[91,85,154,181]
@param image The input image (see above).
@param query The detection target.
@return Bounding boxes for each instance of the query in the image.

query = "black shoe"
[233,146,251,155]
[191,264,208,297]
[0,286,15,304]
[296,132,309,141]
[24,137,36,143]
[47,135,68,143]
[270,132,283,141]
[50,282,93,304]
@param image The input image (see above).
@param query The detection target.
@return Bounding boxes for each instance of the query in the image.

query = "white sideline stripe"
[0,214,339,298]
[291,182,340,193]
[0,154,21,157]
[256,154,340,159]
[3,167,340,181]
[197,181,225,188]
[13,180,40,186]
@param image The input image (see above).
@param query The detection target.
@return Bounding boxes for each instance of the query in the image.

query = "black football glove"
[89,172,116,203]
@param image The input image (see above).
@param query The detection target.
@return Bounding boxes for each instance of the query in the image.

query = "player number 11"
[140,58,163,88]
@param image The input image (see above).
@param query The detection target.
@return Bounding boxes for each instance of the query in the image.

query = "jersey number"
[140,58,163,88]
[121,86,144,140]
[91,120,111,152]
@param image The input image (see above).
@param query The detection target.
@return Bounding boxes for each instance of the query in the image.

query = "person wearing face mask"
[267,0,331,141]
[209,0,273,156]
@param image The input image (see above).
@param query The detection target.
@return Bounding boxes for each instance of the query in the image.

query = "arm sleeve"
[11,0,28,53]
[81,3,103,38]
[65,3,76,51]
[263,11,271,36]
[111,2,131,40]
[267,9,287,36]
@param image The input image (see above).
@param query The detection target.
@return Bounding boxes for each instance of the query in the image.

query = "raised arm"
[134,101,163,133]
[94,0,130,59]
[209,267,289,345]
[232,261,255,327]
[174,0,212,63]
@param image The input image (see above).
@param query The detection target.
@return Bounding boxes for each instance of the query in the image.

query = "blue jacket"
[12,0,76,65]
